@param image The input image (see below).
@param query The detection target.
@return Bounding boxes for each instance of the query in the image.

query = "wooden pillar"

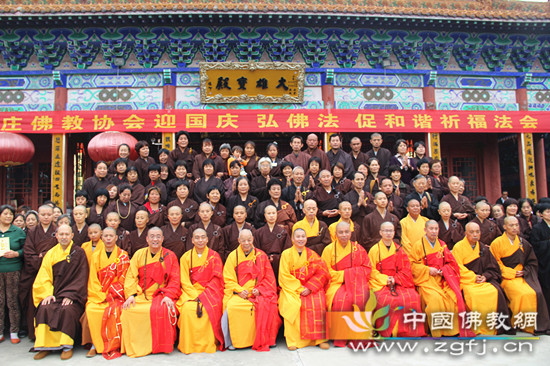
[516,88,530,198]
[520,133,537,200]
[535,134,548,199]
[321,71,335,151]
[53,86,68,208]
[423,85,440,159]
[162,83,176,150]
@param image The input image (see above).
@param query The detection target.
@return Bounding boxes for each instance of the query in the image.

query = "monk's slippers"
[33,351,51,360]
[319,342,330,350]
[11,337,21,344]
[60,349,73,360]
[287,346,297,351]
[86,348,97,358]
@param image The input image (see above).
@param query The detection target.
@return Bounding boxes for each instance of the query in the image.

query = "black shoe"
[18,330,28,339]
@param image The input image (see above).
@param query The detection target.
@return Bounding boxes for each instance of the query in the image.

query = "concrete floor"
[1,333,548,366]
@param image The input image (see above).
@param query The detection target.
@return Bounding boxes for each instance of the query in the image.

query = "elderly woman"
[0,205,26,344]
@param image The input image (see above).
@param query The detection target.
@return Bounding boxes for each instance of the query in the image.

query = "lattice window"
[5,164,33,207]
[38,162,51,205]
[451,157,478,199]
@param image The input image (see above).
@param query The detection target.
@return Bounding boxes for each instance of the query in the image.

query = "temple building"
[0,0,549,208]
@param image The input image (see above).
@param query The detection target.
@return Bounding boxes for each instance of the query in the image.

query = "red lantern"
[87,131,138,164]
[0,132,35,167]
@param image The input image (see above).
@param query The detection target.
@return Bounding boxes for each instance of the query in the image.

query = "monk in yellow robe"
[400,199,429,256]
[121,226,182,357]
[490,216,550,334]
[292,199,332,256]
[279,228,331,350]
[369,222,425,337]
[177,228,225,354]
[85,227,130,359]
[321,221,372,347]
[32,224,89,360]
[452,222,511,335]
[81,224,104,264]
[409,220,474,337]
[222,229,281,351]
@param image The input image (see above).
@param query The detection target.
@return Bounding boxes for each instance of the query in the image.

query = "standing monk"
[177,229,224,354]
[292,200,332,256]
[121,227,181,357]
[279,228,330,350]
[32,225,89,360]
[84,227,130,359]
[400,199,429,256]
[452,223,511,335]
[19,205,57,340]
[469,201,501,246]
[368,222,425,337]
[360,192,401,252]
[409,220,473,337]
[490,216,550,334]
[441,176,475,227]
[321,222,372,347]
[222,229,281,351]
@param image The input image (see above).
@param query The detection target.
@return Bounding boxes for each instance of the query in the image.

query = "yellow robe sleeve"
[32,249,55,308]
[451,243,478,288]
[368,245,388,292]
[223,250,246,297]
[124,250,143,298]
[409,241,430,285]
[321,244,344,286]
[278,248,304,323]
[490,239,518,280]
[179,250,201,303]
[400,219,412,255]
[87,250,107,304]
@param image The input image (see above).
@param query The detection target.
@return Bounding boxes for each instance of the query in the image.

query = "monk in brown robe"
[121,209,149,258]
[193,187,227,228]
[222,205,255,262]
[161,206,189,260]
[71,205,89,247]
[438,202,465,250]
[292,200,332,256]
[255,179,297,234]
[343,171,374,224]
[187,202,224,256]
[250,158,273,202]
[105,212,130,253]
[379,177,405,219]
[166,180,198,228]
[19,205,58,340]
[254,205,292,279]
[470,201,502,245]
[360,192,402,251]
[441,176,475,227]
[307,170,343,227]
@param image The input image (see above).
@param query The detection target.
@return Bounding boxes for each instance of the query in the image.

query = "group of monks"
[27,203,550,360]
[14,132,550,359]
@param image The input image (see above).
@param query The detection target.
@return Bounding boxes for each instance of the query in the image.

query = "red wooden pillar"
[535,134,548,199]
[423,85,440,160]
[321,72,335,151]
[162,84,176,149]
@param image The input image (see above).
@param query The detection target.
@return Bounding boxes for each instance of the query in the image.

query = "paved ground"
[2,333,549,366]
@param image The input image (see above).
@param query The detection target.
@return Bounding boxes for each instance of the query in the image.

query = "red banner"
[0,109,547,133]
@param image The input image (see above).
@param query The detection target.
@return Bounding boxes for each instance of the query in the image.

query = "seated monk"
[177,228,224,354]
[222,229,281,351]
[368,222,425,337]
[490,216,550,335]
[452,223,511,335]
[32,224,89,360]
[409,220,474,337]
[279,228,331,350]
[84,227,131,358]
[121,227,182,357]
[321,221,372,347]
